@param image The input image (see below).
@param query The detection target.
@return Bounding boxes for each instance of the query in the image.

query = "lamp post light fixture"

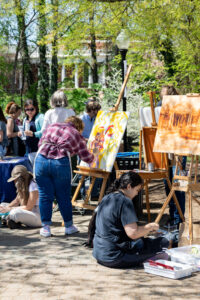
[116,29,130,152]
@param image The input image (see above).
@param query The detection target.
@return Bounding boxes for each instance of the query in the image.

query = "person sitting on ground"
[5,102,25,156]
[35,116,94,238]
[0,165,41,229]
[93,171,169,269]
[41,89,75,132]
[0,107,8,159]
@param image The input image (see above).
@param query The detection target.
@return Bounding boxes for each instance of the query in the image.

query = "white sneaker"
[40,225,51,237]
[65,225,79,235]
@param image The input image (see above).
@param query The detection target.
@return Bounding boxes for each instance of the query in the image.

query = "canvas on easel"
[154,94,200,244]
[80,110,130,172]
[154,94,200,155]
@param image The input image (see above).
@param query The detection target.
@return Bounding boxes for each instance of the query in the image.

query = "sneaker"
[40,225,51,237]
[7,219,21,229]
[65,225,79,235]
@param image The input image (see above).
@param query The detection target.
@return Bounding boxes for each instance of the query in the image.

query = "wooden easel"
[71,64,133,210]
[155,155,200,244]
[154,93,200,243]
[138,91,174,222]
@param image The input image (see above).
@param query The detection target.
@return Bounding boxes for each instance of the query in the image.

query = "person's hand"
[25,130,33,137]
[0,206,10,213]
[17,131,22,137]
[146,222,159,233]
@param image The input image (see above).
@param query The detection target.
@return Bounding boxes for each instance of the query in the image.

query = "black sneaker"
[7,219,21,229]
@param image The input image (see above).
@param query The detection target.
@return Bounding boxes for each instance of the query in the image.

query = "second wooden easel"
[71,64,133,210]
[138,91,173,222]
[155,155,200,244]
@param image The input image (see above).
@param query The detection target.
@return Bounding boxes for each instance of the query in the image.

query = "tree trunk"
[159,38,176,77]
[38,0,49,112]
[50,40,58,94]
[89,11,98,83]
[14,0,36,98]
[11,40,20,94]
[50,0,58,94]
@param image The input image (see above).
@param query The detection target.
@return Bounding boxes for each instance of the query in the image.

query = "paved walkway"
[0,183,200,300]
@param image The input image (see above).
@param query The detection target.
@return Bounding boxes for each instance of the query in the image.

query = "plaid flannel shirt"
[38,123,94,163]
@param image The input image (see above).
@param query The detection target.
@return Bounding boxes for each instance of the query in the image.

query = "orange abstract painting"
[154,95,200,155]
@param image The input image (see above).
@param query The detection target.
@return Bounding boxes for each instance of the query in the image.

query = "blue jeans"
[35,154,72,227]
[0,145,6,157]
[164,157,186,225]
[97,237,169,269]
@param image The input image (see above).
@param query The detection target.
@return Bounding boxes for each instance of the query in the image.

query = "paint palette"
[144,259,193,279]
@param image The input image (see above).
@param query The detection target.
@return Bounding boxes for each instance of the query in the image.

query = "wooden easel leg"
[71,175,85,206]
[85,177,96,204]
[144,180,151,222]
[188,191,193,245]
[155,189,174,223]
[98,175,109,203]
[166,178,185,222]
[139,130,142,170]
[192,195,200,206]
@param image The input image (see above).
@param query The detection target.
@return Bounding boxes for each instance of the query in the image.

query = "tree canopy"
[0,0,200,110]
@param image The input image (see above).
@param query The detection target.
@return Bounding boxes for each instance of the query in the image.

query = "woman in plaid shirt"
[35,116,94,237]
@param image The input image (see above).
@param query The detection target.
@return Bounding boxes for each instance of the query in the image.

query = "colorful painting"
[154,95,200,155]
[81,110,130,172]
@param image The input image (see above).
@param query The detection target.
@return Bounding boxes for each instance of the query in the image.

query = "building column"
[61,64,66,82]
[88,66,93,88]
[19,71,23,90]
[75,64,79,88]
[101,64,106,87]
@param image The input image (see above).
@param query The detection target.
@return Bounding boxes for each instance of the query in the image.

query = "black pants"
[97,237,169,269]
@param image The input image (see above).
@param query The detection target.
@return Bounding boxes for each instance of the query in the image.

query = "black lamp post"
[116,29,130,152]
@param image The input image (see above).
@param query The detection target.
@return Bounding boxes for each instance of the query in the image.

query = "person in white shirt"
[41,90,75,132]
[0,165,41,229]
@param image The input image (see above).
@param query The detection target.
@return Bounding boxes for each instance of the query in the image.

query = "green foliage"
[65,88,89,114]
[1,0,200,105]
[89,83,102,99]
[59,77,74,89]
[25,82,38,101]
[0,90,22,112]
[131,0,200,92]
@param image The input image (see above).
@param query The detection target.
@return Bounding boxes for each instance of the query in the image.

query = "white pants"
[1,203,41,227]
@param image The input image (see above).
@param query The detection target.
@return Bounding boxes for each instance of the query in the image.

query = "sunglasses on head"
[25,108,35,112]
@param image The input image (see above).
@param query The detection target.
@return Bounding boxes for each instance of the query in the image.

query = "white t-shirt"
[29,180,39,207]
[42,107,75,132]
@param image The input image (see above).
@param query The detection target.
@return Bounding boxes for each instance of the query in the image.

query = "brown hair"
[0,107,7,123]
[65,116,84,132]
[9,165,34,206]
[160,85,179,99]
[24,99,39,115]
[86,100,101,113]
[5,102,21,114]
